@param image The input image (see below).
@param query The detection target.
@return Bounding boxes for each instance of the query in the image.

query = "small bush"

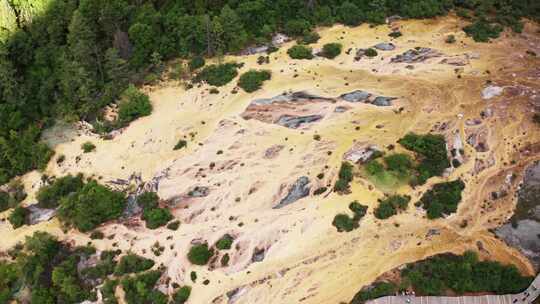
[365,48,378,57]
[114,254,155,275]
[221,253,230,266]
[137,192,159,211]
[215,234,234,250]
[300,32,320,44]
[194,63,239,87]
[167,220,180,231]
[142,207,173,229]
[313,187,327,195]
[349,201,368,220]
[189,56,205,71]
[90,231,104,239]
[398,133,450,184]
[82,142,96,153]
[0,191,10,212]
[287,45,314,60]
[388,31,402,38]
[334,162,354,192]
[445,35,456,43]
[8,206,28,228]
[174,139,187,150]
[121,270,165,304]
[117,85,152,126]
[374,195,410,219]
[187,244,213,265]
[332,214,357,232]
[238,70,271,93]
[172,286,191,304]
[321,43,342,59]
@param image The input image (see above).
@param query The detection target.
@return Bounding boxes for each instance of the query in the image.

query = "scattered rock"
[481,86,504,100]
[188,186,210,197]
[276,115,323,129]
[372,96,395,106]
[391,47,442,63]
[340,90,371,103]
[334,106,350,113]
[274,176,310,209]
[373,42,396,51]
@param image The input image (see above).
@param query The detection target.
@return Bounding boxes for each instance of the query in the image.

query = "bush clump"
[374,195,410,219]
[365,48,378,57]
[57,180,126,232]
[300,32,320,44]
[418,179,465,219]
[215,234,234,250]
[117,85,153,126]
[8,206,28,229]
[332,200,368,232]
[137,192,159,211]
[172,286,192,304]
[334,162,354,193]
[189,56,205,71]
[174,139,187,150]
[142,207,173,229]
[238,70,271,93]
[121,270,167,304]
[398,133,450,184]
[463,20,503,42]
[167,220,180,231]
[187,244,214,265]
[36,174,84,208]
[321,43,342,59]
[193,63,239,86]
[114,254,155,275]
[287,45,314,60]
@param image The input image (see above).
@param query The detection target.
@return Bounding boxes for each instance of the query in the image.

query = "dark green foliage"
[332,213,357,232]
[398,133,450,184]
[418,179,465,219]
[287,45,314,60]
[0,191,10,212]
[463,20,503,42]
[321,43,342,59]
[194,63,239,86]
[172,286,192,304]
[314,187,328,195]
[365,160,385,176]
[117,85,153,126]
[238,70,271,92]
[190,271,197,282]
[8,206,28,228]
[401,251,533,295]
[350,282,397,304]
[0,184,24,212]
[90,231,104,239]
[36,174,84,208]
[388,31,403,38]
[374,195,410,219]
[221,253,230,266]
[174,139,188,150]
[445,35,456,43]
[57,180,126,232]
[337,2,362,26]
[121,270,167,304]
[384,153,413,177]
[215,234,234,250]
[167,220,181,230]
[101,279,119,304]
[300,32,320,44]
[187,243,213,265]
[142,207,173,229]
[115,254,155,275]
[365,48,378,57]
[284,19,311,36]
[334,162,354,192]
[0,262,19,303]
[189,56,206,71]
[137,192,159,211]
[82,142,96,153]
[349,201,368,220]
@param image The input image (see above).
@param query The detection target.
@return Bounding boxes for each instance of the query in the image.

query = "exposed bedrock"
[391,47,442,63]
[373,42,396,51]
[276,114,323,129]
[273,176,310,209]
[495,161,540,270]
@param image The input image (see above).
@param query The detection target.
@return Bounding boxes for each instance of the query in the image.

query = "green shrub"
[313,187,327,195]
[117,85,152,126]
[121,270,166,304]
[238,70,271,93]
[287,45,314,59]
[0,191,10,212]
[398,133,450,184]
[463,20,503,42]
[221,253,230,266]
[332,213,357,232]
[418,179,465,219]
[167,220,180,231]
[101,279,119,304]
[365,160,385,176]
[137,192,159,211]
[89,231,104,239]
[284,19,311,36]
[350,282,397,304]
[174,139,187,150]
[37,174,84,208]
[384,153,413,177]
[189,56,205,71]
[194,63,239,86]
[445,35,456,43]
[300,32,320,44]
[172,286,191,304]
[0,262,19,303]
[365,48,378,57]
[81,142,96,153]
[142,207,173,229]
[349,201,368,220]
[334,162,354,192]
[8,206,28,228]
[57,180,126,232]
[187,244,213,265]
[321,43,342,59]
[115,254,155,275]
[337,1,362,26]
[388,31,402,38]
[215,234,234,250]
[374,195,410,219]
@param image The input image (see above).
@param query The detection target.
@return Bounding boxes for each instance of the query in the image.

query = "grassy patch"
[81,142,96,153]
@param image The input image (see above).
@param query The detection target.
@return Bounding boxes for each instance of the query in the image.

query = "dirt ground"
[1,15,540,304]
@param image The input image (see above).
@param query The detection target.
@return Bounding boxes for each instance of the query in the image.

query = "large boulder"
[373,42,396,51]
[273,176,310,209]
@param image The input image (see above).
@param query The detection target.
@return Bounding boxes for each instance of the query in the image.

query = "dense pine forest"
[0,0,539,185]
